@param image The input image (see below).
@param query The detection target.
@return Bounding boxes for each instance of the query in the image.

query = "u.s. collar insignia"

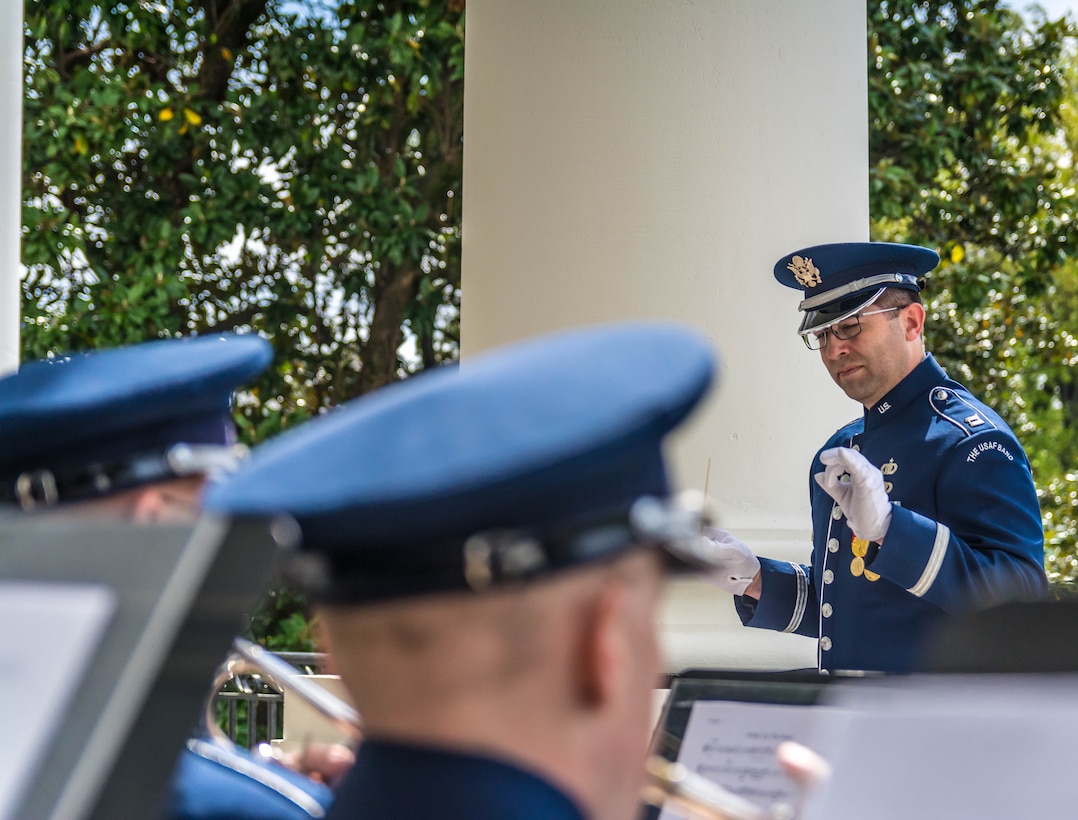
[787,255,822,288]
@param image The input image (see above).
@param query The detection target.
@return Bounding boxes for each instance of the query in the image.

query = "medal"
[850,537,879,580]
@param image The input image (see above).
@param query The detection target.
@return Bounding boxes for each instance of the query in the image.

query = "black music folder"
[0,513,295,820]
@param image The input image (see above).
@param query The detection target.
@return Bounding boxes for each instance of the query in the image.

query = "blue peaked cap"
[205,322,717,603]
[0,334,272,507]
[774,241,939,335]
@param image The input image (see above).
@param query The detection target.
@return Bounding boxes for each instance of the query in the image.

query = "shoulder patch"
[965,436,1016,465]
[928,386,999,436]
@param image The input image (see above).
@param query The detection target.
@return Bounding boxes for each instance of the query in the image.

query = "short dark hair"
[875,287,922,310]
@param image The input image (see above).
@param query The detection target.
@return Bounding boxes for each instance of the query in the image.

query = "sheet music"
[658,700,825,818]
[801,675,1078,820]
[0,581,116,820]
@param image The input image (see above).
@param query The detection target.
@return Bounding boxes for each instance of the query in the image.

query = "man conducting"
[705,241,1048,673]
[205,322,721,820]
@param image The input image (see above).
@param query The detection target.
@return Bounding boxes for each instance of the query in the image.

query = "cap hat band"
[3,443,247,510]
[308,493,711,603]
[798,272,921,311]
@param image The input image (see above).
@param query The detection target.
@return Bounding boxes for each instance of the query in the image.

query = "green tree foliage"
[869,0,1078,588]
[22,0,465,648]
[22,0,465,442]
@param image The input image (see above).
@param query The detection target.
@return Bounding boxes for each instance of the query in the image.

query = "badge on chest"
[851,536,881,582]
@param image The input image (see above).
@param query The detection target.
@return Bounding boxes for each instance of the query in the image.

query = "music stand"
[0,512,295,820]
[921,598,1078,673]
[644,669,843,820]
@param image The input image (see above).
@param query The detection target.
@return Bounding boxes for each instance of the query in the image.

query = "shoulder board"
[833,416,861,435]
[826,416,863,445]
[928,386,998,436]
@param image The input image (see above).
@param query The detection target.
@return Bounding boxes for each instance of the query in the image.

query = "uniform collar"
[864,354,947,430]
[330,738,587,820]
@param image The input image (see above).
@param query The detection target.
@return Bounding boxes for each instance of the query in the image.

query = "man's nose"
[823,333,850,358]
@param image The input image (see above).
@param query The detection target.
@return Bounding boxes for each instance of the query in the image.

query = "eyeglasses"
[802,306,902,350]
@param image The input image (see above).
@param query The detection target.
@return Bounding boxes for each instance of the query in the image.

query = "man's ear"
[575,579,629,709]
[904,302,927,340]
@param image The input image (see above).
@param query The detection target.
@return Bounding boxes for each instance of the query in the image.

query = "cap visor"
[797,288,884,336]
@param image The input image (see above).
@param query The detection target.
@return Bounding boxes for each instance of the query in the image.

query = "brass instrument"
[641,756,796,820]
[207,640,810,820]
[203,637,362,751]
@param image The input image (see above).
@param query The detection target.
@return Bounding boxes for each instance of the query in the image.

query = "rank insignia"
[786,255,822,288]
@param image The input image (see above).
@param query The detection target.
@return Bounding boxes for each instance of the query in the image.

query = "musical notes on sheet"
[658,700,827,818]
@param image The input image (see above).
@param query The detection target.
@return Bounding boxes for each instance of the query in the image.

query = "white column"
[0,3,22,376]
[462,0,868,671]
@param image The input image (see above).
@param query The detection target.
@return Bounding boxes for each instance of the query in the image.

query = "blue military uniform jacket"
[166,740,335,819]
[326,739,586,820]
[735,355,1048,673]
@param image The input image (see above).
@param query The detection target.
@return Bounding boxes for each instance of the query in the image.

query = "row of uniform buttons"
[823,513,842,586]
[821,442,858,672]
[820,502,844,669]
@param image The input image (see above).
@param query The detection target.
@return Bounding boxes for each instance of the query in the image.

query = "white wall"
[0,3,22,376]
[462,0,869,671]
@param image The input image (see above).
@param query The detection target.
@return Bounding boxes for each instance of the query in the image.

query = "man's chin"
[829,370,855,392]
[834,376,869,404]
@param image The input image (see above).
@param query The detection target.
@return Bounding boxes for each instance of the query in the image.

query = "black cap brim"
[797,288,884,336]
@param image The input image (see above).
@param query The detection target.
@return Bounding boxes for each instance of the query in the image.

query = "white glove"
[814,447,892,543]
[697,526,761,595]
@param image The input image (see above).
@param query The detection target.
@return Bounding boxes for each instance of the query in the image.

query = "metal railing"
[212,651,331,748]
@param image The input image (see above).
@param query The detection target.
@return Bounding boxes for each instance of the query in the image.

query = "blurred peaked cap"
[0,334,272,501]
[774,241,939,334]
[205,322,718,604]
